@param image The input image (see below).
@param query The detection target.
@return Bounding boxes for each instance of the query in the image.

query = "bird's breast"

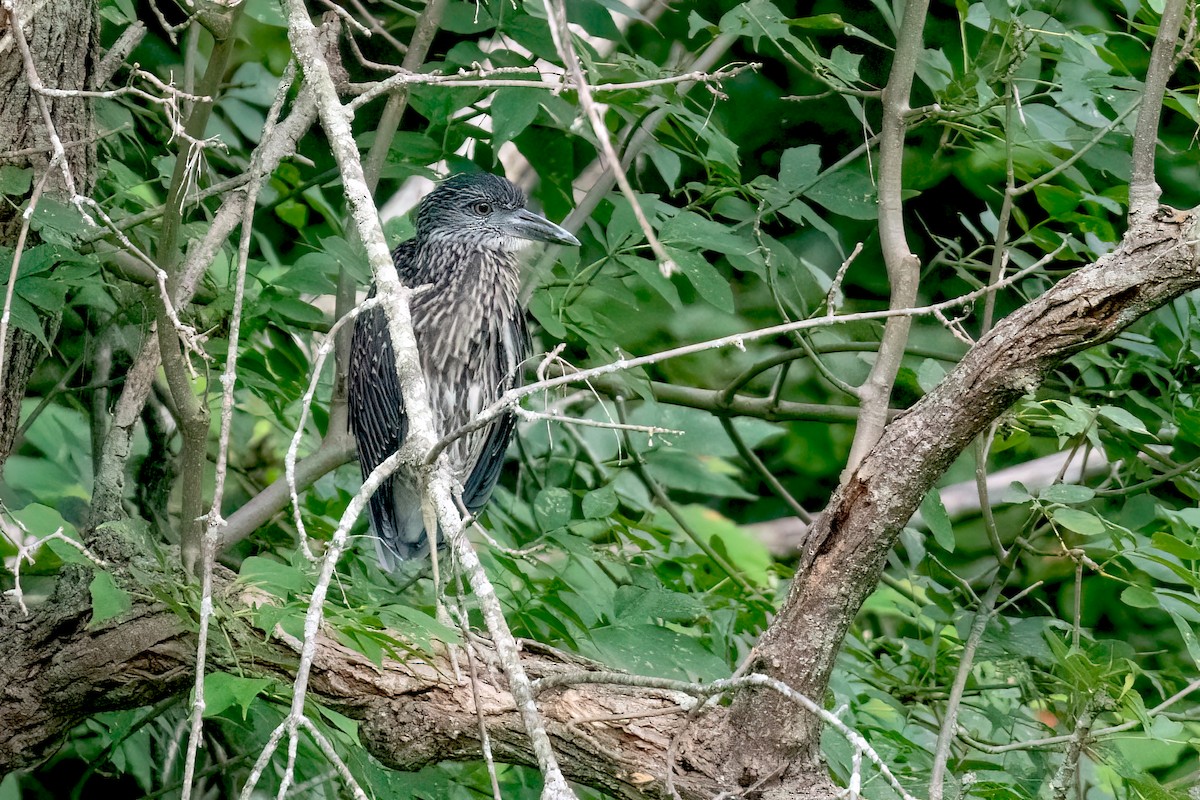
[408,256,524,476]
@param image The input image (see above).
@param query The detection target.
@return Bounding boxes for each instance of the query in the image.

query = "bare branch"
[2,524,105,616]
[1129,0,1187,219]
[843,0,929,475]
[180,62,298,800]
[929,577,1006,800]
[543,0,675,278]
[89,20,147,89]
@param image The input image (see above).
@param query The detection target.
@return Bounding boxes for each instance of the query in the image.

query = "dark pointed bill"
[505,208,581,247]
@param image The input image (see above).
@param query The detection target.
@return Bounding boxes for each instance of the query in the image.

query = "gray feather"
[347,173,576,570]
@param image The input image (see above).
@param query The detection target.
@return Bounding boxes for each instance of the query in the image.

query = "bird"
[348,172,580,569]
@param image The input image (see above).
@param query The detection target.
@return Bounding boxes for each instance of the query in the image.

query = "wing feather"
[462,312,529,512]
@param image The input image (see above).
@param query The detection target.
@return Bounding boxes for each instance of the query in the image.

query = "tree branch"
[843,0,929,475]
[685,205,1200,792]
[1129,0,1186,219]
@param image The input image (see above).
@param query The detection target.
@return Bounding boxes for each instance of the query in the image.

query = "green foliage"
[3,0,1200,797]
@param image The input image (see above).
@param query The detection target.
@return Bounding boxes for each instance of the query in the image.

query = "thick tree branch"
[0,570,719,799]
[688,205,1200,795]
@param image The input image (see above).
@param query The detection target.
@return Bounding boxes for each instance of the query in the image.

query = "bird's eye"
[472,201,492,215]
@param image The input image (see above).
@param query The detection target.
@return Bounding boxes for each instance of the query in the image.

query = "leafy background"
[2,0,1200,797]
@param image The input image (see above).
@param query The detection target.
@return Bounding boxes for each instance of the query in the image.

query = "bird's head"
[415,173,581,253]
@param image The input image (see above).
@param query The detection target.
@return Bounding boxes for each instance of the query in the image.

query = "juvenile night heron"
[348,172,580,569]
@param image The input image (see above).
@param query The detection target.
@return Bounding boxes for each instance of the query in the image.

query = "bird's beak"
[506,208,581,247]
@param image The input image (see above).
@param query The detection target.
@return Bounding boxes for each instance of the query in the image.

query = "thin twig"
[542,0,677,276]
[929,577,1006,800]
[346,62,757,112]
[286,297,382,559]
[2,526,105,616]
[427,256,1052,468]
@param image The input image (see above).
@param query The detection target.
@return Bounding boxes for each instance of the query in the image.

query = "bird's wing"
[348,286,409,548]
[461,311,529,513]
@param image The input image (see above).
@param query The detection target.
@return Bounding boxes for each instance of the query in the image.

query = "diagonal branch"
[694,205,1200,790]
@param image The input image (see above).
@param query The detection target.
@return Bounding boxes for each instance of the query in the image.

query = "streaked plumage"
[348,173,579,569]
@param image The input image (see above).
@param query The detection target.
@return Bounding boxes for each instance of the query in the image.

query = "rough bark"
[0,562,722,799]
[3,207,1198,798]
[0,0,98,470]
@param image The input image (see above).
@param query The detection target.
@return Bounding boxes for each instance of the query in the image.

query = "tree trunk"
[0,0,98,469]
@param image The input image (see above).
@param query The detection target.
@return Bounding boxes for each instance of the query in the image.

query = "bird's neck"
[407,241,522,319]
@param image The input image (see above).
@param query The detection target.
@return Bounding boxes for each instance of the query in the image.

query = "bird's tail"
[367,479,431,571]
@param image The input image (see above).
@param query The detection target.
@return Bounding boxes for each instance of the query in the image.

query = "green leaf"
[491,87,544,150]
[788,14,845,30]
[17,276,70,311]
[29,196,90,242]
[267,295,328,327]
[667,248,734,313]
[1149,531,1200,560]
[1,294,48,348]
[660,211,750,256]
[238,556,311,598]
[806,167,877,220]
[582,485,618,519]
[719,0,792,48]
[310,702,359,741]
[613,585,706,624]
[1038,484,1096,504]
[1052,507,1107,535]
[579,623,729,681]
[203,672,274,720]
[319,235,371,283]
[0,166,32,195]
[670,504,772,586]
[778,145,821,191]
[8,502,78,542]
[89,571,132,628]
[1034,184,1079,216]
[916,359,946,393]
[1121,585,1159,609]
[1098,405,1148,434]
[645,449,755,500]
[274,199,308,229]
[921,489,955,552]
[384,604,462,649]
[275,252,338,294]
[648,144,681,189]
[533,487,573,531]
[827,45,862,83]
